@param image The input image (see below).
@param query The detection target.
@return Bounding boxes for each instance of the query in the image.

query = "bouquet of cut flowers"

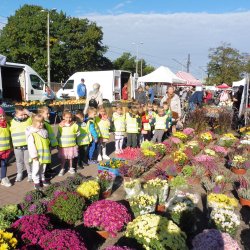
[124,179,141,198]
[125,214,187,250]
[77,180,100,202]
[200,131,213,144]
[83,200,131,237]
[97,171,115,192]
[210,208,240,237]
[166,192,199,225]
[0,230,18,249]
[129,194,156,217]
[143,178,169,204]
[207,193,238,210]
[192,229,242,250]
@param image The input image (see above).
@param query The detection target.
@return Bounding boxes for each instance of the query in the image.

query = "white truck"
[0,62,46,101]
[56,70,133,101]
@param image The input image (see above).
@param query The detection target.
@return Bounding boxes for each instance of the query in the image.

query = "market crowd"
[0,81,244,189]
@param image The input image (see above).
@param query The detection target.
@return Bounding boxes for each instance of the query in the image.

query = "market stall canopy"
[176,71,202,86]
[232,78,246,87]
[138,66,186,84]
[216,83,231,89]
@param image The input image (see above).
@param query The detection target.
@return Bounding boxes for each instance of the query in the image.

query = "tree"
[206,43,245,86]
[0,4,112,82]
[113,52,155,75]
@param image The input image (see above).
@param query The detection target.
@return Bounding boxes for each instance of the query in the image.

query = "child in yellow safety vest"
[151,107,169,143]
[75,110,90,168]
[0,107,12,187]
[38,106,58,178]
[57,110,79,176]
[96,107,111,161]
[10,105,32,182]
[126,105,141,148]
[26,115,51,190]
[112,106,126,154]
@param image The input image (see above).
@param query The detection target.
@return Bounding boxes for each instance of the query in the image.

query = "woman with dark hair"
[233,85,244,111]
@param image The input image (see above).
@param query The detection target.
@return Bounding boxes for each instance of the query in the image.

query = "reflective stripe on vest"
[155,115,167,130]
[32,133,51,164]
[126,113,139,133]
[58,123,78,148]
[113,114,126,132]
[45,122,58,147]
[98,119,110,139]
[77,122,92,146]
[10,118,32,147]
[0,126,11,151]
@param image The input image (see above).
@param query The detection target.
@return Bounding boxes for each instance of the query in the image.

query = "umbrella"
[216,83,231,89]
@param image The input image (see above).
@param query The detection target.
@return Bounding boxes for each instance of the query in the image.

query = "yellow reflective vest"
[94,116,102,138]
[57,123,78,148]
[126,113,139,133]
[77,122,92,146]
[0,125,11,151]
[113,113,126,132]
[97,119,110,139]
[10,118,32,147]
[154,114,167,130]
[44,121,58,147]
[31,133,51,164]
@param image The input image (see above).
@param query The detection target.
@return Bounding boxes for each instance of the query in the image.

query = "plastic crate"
[98,165,120,176]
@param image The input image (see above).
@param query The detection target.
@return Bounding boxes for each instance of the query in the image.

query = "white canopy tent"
[138,66,186,84]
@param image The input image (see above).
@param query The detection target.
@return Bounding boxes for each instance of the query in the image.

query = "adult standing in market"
[145,84,155,103]
[84,83,103,115]
[160,86,181,133]
[76,78,87,100]
[122,82,128,100]
[135,86,147,105]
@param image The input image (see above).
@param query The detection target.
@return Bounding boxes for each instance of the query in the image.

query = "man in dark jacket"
[188,86,204,111]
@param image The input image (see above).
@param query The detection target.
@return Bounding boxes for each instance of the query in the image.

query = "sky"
[1,0,250,79]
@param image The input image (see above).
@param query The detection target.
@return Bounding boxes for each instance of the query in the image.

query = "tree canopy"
[206,43,245,86]
[0,4,112,82]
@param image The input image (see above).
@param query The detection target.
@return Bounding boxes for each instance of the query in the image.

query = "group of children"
[0,101,172,189]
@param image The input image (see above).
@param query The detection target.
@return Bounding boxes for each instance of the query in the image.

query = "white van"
[56,70,132,101]
[0,62,46,101]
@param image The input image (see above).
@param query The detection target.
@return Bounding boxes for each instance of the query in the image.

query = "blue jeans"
[1,159,7,179]
[189,102,196,111]
[89,141,97,160]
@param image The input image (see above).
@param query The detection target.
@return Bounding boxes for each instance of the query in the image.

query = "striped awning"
[176,71,202,86]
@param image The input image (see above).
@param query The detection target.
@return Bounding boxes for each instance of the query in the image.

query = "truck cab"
[0,62,46,101]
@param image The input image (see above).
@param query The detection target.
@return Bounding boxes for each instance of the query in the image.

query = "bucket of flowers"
[128,194,156,217]
[210,208,240,237]
[165,191,199,230]
[230,155,248,175]
[98,158,126,176]
[123,179,141,199]
[143,178,169,212]
[237,177,250,207]
[76,180,100,203]
[218,133,237,148]
[125,214,188,250]
[97,171,115,199]
[83,200,131,238]
[192,229,241,250]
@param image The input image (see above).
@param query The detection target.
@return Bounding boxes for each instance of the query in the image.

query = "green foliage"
[0,4,112,82]
[0,204,22,230]
[169,176,187,189]
[182,165,195,177]
[48,191,86,225]
[206,42,245,85]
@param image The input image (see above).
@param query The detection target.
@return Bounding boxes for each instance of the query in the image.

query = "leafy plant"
[0,204,22,230]
[169,176,187,190]
[48,191,86,225]
[182,165,195,177]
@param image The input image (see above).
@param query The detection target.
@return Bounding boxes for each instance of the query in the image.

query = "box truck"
[56,70,133,101]
[0,62,46,101]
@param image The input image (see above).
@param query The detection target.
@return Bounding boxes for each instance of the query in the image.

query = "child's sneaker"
[68,168,76,175]
[42,180,50,187]
[15,175,23,182]
[58,169,65,176]
[115,150,120,154]
[88,160,98,165]
[97,155,103,161]
[34,183,41,190]
[103,154,110,160]
[1,177,12,187]
[27,176,33,182]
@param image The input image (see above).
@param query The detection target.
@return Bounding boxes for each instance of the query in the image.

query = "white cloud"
[84,11,250,78]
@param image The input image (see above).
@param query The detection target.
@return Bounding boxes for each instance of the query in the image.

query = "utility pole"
[187,53,191,73]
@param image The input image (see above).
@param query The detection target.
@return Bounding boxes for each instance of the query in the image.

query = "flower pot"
[167,175,174,181]
[239,197,250,207]
[156,204,166,212]
[231,167,246,175]
[96,230,109,239]
[102,189,112,199]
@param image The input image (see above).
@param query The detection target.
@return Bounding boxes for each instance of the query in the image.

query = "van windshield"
[64,80,74,89]
[30,75,44,90]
